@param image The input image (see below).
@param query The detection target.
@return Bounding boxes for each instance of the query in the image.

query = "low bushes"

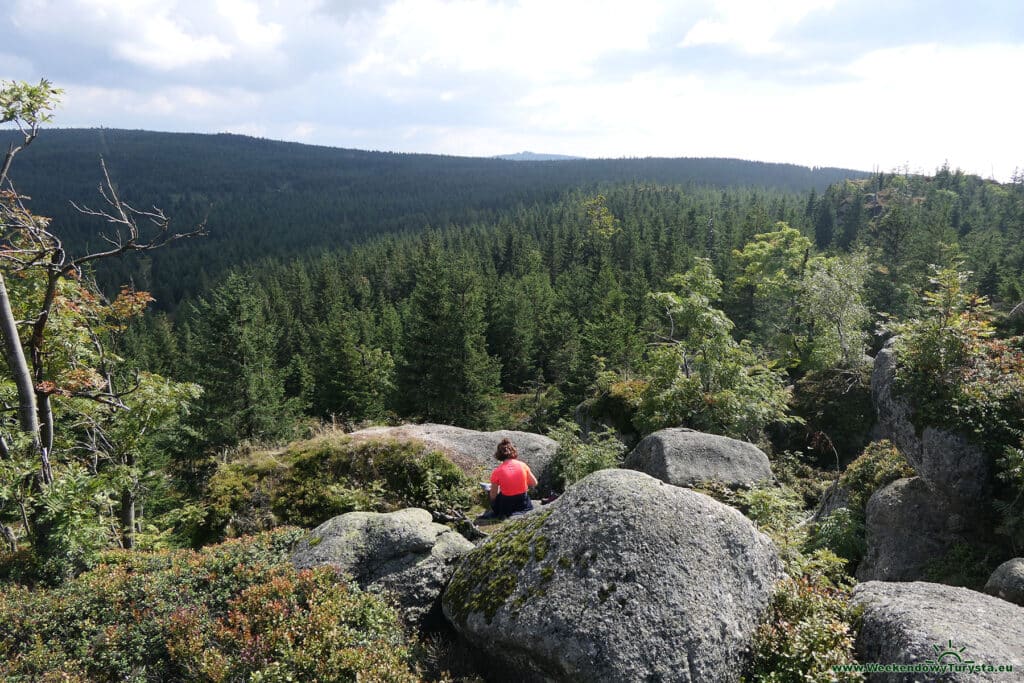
[837,440,913,514]
[716,481,864,681]
[747,574,863,682]
[806,441,913,571]
[546,419,627,488]
[0,528,418,682]
[200,432,475,540]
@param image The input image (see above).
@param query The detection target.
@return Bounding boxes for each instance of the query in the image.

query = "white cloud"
[9,0,293,73]
[348,0,667,86]
[215,0,284,50]
[113,15,233,70]
[680,0,840,55]
[490,41,1024,180]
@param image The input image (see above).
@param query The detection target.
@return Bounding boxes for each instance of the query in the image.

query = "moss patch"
[445,510,553,625]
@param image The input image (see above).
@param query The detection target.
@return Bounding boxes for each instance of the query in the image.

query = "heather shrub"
[0,528,417,682]
[717,482,864,680]
[274,436,474,526]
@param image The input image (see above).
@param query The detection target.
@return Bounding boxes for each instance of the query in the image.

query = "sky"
[2,0,1022,179]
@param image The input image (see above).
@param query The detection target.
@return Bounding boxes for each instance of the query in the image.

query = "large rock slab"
[442,469,784,682]
[624,428,772,489]
[871,341,990,504]
[985,558,1024,607]
[291,507,474,623]
[350,423,557,490]
[857,477,966,582]
[871,341,922,465]
[854,581,1024,681]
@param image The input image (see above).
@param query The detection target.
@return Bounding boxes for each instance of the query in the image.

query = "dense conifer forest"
[2,107,1023,680]
[3,128,867,307]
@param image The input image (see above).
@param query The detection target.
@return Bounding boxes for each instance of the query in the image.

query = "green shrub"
[746,576,863,682]
[839,441,914,514]
[574,371,646,442]
[795,442,910,574]
[996,441,1024,553]
[547,419,626,488]
[0,528,418,682]
[891,266,1024,445]
[805,507,867,570]
[735,485,803,538]
[733,485,806,572]
[770,450,835,509]
[698,477,864,680]
[200,450,289,541]
[923,542,996,590]
[791,362,874,465]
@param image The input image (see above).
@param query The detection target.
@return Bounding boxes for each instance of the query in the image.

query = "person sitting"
[486,438,537,518]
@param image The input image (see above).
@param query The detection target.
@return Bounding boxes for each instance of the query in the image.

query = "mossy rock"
[442,469,784,682]
[199,430,475,540]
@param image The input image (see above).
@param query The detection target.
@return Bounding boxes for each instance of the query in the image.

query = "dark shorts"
[491,492,533,518]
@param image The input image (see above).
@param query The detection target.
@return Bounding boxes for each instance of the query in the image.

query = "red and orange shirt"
[490,459,534,496]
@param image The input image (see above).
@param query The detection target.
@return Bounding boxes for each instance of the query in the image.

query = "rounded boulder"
[854,581,1024,681]
[292,507,474,624]
[442,469,783,682]
[349,423,557,491]
[624,428,772,489]
[985,558,1024,607]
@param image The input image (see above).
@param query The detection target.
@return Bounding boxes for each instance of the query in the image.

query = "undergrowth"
[0,528,418,682]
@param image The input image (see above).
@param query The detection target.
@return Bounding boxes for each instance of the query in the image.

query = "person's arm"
[526,465,538,488]
[490,469,500,501]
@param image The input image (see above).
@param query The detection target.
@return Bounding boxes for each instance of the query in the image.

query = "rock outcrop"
[985,558,1024,607]
[624,428,772,489]
[854,581,1024,681]
[863,341,995,580]
[856,477,966,582]
[349,423,557,491]
[871,340,990,504]
[442,469,784,682]
[291,508,474,623]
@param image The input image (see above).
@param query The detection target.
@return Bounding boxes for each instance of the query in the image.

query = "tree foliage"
[0,80,201,575]
[637,258,792,439]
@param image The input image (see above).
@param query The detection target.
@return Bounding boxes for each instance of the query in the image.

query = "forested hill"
[4,128,866,307]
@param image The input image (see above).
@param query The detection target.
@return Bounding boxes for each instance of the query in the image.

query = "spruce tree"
[397,251,499,427]
[184,272,300,446]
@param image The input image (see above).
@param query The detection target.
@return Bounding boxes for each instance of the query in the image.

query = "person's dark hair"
[494,438,519,461]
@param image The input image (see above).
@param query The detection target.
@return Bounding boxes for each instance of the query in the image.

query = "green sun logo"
[925,640,975,665]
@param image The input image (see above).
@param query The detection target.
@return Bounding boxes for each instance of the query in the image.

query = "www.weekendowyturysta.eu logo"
[832,640,1016,676]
